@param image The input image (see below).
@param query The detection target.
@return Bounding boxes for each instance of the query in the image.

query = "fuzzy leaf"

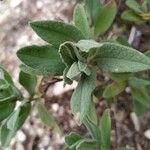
[103,81,126,99]
[93,42,150,72]
[66,62,81,80]
[76,40,101,53]
[19,71,37,96]
[121,10,144,24]
[0,101,15,122]
[30,21,85,47]
[0,103,30,147]
[17,45,65,76]
[99,109,111,150]
[94,0,117,36]
[37,101,56,127]
[126,0,142,13]
[65,132,82,149]
[73,4,91,38]
[78,61,91,76]
[85,0,101,25]
[59,42,77,66]
[71,69,96,123]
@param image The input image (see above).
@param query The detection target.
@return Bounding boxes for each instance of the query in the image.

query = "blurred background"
[0,0,150,150]
[0,0,77,150]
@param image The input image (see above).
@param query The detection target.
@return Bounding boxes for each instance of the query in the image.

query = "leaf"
[129,77,150,88]
[76,139,98,150]
[76,40,101,53]
[144,51,150,58]
[73,4,91,39]
[109,73,131,82]
[0,67,13,84]
[93,42,150,72]
[0,85,21,102]
[71,69,96,123]
[0,102,30,147]
[19,71,37,96]
[131,87,150,108]
[83,117,101,141]
[133,98,147,116]
[65,132,82,149]
[103,81,126,99]
[78,61,91,76]
[126,0,142,13]
[37,101,56,127]
[85,0,101,25]
[94,0,117,37]
[30,21,85,47]
[0,101,15,122]
[59,42,85,66]
[99,109,111,150]
[121,10,144,24]
[59,42,78,66]
[63,67,73,85]
[6,108,21,130]
[66,62,81,80]
[17,45,65,76]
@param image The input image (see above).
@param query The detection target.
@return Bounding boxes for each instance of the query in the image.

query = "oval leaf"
[17,45,65,76]
[30,21,85,47]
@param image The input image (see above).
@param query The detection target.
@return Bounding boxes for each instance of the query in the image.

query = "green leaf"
[0,67,13,84]
[131,87,150,108]
[0,85,21,102]
[94,0,117,36]
[144,51,150,58]
[76,40,101,53]
[19,71,37,96]
[71,69,96,123]
[6,108,21,130]
[65,132,82,149]
[85,0,101,25]
[63,67,73,85]
[30,21,85,47]
[37,101,56,127]
[93,42,150,72]
[133,98,147,116]
[78,61,91,76]
[73,4,91,39]
[99,109,111,150]
[19,64,44,75]
[109,73,131,82]
[126,0,142,13]
[103,81,126,99]
[17,45,65,76]
[76,139,98,150]
[66,62,81,80]
[83,117,101,141]
[129,77,150,88]
[121,10,144,24]
[59,42,77,66]
[0,101,15,122]
[0,102,30,147]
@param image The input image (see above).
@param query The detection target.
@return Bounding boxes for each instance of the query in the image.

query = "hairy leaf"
[19,71,37,96]
[37,101,56,127]
[93,43,150,72]
[99,109,111,150]
[94,0,117,36]
[30,21,85,47]
[71,69,96,123]
[121,10,144,24]
[17,45,65,75]
[85,0,101,25]
[103,81,126,99]
[126,0,142,13]
[73,4,91,38]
